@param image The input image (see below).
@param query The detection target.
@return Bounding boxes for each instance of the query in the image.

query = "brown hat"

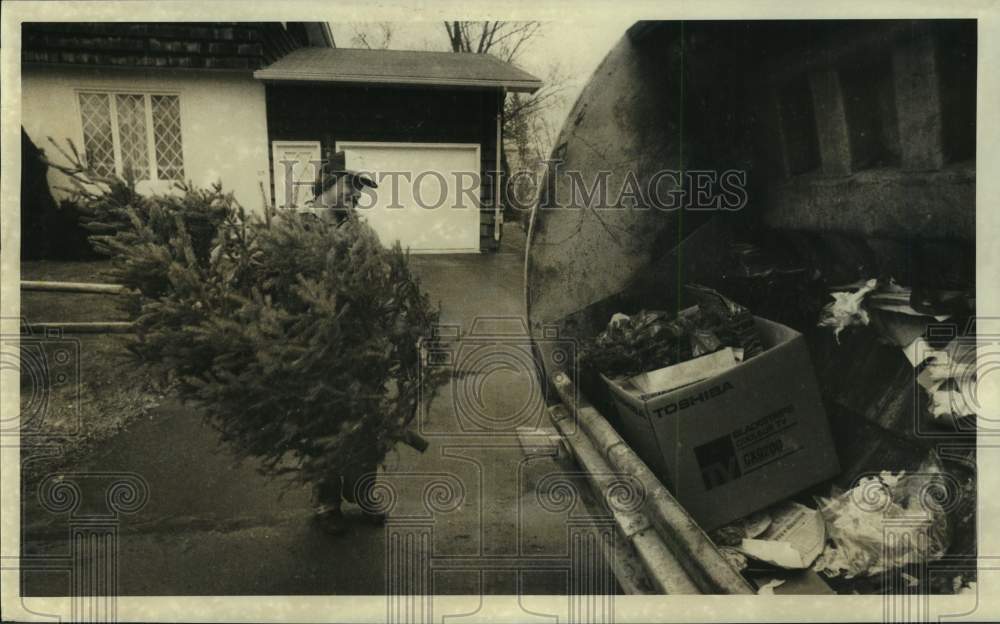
[315,150,378,194]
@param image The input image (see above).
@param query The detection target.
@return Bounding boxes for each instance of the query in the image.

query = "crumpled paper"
[710,510,772,573]
[740,502,826,569]
[953,576,977,595]
[812,460,951,579]
[710,510,772,547]
[913,342,978,425]
[958,582,977,595]
[929,387,976,419]
[608,312,631,329]
[818,278,878,343]
[756,578,786,594]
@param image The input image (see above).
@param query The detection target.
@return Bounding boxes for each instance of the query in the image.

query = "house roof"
[253,47,543,93]
[21,22,333,71]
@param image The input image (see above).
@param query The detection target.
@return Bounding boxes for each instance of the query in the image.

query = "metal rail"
[21,280,130,295]
[21,280,136,334]
[549,371,755,595]
[25,321,135,334]
[549,404,701,594]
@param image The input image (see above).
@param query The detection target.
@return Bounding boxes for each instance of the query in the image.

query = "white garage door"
[339,142,481,253]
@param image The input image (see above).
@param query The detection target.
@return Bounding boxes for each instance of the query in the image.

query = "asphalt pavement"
[20,234,612,598]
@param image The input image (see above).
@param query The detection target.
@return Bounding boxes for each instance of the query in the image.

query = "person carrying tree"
[300,150,391,535]
[306,150,377,224]
[52,137,441,540]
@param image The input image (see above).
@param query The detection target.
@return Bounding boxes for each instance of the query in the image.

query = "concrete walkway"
[21,238,612,598]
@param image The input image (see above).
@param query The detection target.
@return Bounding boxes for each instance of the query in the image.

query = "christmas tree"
[50,141,444,489]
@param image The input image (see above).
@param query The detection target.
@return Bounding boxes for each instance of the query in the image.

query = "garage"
[254,47,542,253]
[339,142,482,253]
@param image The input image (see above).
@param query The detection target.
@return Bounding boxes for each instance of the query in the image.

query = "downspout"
[494,87,505,243]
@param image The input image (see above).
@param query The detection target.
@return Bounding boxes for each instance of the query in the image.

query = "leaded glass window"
[76,91,184,182]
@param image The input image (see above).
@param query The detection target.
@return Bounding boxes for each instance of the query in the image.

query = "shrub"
[54,143,445,488]
[46,140,233,313]
[20,130,98,260]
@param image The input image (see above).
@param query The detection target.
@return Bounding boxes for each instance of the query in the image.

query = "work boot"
[314,508,349,536]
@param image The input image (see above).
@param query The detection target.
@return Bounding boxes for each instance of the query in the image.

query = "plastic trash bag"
[687,284,764,358]
[813,458,951,579]
[581,285,764,378]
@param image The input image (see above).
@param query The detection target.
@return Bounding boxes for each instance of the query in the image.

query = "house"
[21,22,333,217]
[21,22,543,254]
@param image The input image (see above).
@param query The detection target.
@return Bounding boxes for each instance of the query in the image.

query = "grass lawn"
[19,260,165,479]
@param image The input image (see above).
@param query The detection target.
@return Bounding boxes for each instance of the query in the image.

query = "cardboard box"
[603,317,840,530]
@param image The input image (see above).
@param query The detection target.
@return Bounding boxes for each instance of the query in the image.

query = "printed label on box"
[693,405,801,490]
[648,380,736,414]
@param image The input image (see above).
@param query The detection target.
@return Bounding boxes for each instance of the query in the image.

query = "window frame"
[271,140,322,209]
[74,89,185,183]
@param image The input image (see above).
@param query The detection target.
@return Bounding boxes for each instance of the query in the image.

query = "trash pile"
[711,503,825,574]
[818,277,961,345]
[581,284,840,530]
[580,284,763,382]
[818,277,978,429]
[812,459,951,579]
[709,455,955,593]
[574,278,972,594]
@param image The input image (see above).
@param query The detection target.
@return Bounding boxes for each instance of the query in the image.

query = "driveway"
[20,234,613,599]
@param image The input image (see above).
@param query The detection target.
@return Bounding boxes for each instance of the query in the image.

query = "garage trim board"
[271,140,321,209]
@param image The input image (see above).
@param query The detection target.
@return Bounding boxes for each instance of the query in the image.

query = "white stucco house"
[21,21,541,253]
[21,22,334,214]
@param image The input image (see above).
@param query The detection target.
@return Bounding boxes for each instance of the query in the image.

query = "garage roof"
[254,47,543,93]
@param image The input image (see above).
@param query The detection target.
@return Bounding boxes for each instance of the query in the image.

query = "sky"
[327,20,635,152]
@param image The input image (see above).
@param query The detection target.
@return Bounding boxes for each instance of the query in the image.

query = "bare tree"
[443,21,542,63]
[443,22,567,155]
[506,67,569,160]
[506,63,568,140]
[351,22,393,50]
[443,22,569,230]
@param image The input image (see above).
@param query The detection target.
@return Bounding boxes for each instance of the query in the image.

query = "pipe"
[26,322,135,334]
[550,372,755,595]
[550,405,701,594]
[494,87,504,242]
[605,524,654,594]
[21,281,129,295]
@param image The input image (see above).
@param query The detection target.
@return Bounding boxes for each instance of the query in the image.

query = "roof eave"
[253,71,542,93]
[318,23,336,48]
[25,60,257,74]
